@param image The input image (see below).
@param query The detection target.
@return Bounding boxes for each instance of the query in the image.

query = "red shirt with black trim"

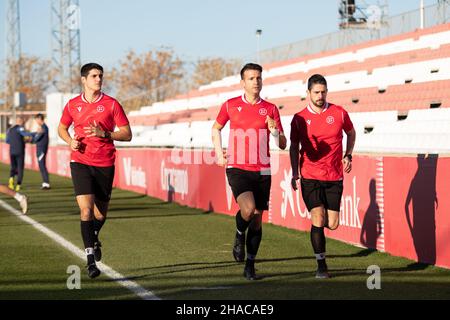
[60,93,129,167]
[290,102,353,181]
[216,95,284,172]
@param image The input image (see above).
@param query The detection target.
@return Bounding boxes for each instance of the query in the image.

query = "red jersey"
[216,95,284,172]
[290,103,353,181]
[60,93,129,167]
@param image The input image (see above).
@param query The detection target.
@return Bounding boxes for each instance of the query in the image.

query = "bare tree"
[191,57,241,88]
[1,55,56,111]
[112,48,184,112]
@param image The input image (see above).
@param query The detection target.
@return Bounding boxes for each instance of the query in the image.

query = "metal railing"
[246,2,450,65]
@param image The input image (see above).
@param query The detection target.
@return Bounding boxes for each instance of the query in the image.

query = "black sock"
[245,258,255,269]
[246,227,262,261]
[81,221,96,265]
[311,226,327,268]
[93,217,105,242]
[311,226,326,253]
[236,210,250,234]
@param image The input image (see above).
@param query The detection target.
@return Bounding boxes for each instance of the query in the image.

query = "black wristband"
[344,154,352,162]
[104,131,111,139]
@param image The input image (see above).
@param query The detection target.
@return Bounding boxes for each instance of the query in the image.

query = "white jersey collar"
[82,92,104,104]
[307,102,329,115]
[241,94,262,105]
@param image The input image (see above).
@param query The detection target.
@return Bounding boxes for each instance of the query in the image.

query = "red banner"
[1,143,448,268]
[384,155,450,268]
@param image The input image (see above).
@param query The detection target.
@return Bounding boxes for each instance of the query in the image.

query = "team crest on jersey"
[259,108,268,116]
[76,106,82,112]
[326,116,335,125]
[97,105,105,113]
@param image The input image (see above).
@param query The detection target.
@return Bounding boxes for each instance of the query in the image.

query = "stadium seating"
[122,23,450,154]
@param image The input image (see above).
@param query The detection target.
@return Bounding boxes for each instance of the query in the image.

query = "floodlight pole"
[256,29,262,64]
[420,0,425,29]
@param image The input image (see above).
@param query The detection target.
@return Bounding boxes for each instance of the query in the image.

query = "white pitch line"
[190,286,233,291]
[0,199,160,300]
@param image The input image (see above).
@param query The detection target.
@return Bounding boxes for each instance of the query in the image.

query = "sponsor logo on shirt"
[97,105,105,113]
[327,116,335,125]
[259,108,268,116]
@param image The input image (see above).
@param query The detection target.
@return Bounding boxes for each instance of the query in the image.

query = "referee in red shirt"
[58,63,132,278]
[290,74,356,279]
[212,63,287,280]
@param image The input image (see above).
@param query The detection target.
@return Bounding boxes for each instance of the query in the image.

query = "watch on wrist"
[344,154,352,162]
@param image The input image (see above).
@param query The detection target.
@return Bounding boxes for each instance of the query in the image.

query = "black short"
[70,162,115,202]
[226,168,271,211]
[301,178,343,212]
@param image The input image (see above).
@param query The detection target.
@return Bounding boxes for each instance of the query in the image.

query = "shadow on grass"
[122,252,441,282]
[107,212,203,219]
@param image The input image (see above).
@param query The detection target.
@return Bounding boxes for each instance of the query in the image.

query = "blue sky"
[0,0,438,69]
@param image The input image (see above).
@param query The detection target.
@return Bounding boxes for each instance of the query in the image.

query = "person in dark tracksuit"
[32,114,50,190]
[6,117,33,192]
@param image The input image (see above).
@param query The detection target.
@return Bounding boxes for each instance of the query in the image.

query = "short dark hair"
[81,63,104,78]
[240,63,263,80]
[307,74,327,91]
[35,113,44,121]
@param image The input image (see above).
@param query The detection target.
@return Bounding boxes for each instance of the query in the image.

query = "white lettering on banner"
[160,161,188,200]
[295,186,311,219]
[280,169,295,218]
[225,175,233,211]
[279,170,361,228]
[280,168,310,219]
[57,149,71,176]
[339,176,361,228]
[123,157,147,188]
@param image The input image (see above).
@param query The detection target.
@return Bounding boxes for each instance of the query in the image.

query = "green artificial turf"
[1,163,450,300]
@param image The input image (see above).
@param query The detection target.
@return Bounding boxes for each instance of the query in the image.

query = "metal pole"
[5,0,21,126]
[420,0,425,29]
[256,29,262,64]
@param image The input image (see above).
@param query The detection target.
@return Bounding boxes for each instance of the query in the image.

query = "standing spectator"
[6,117,34,192]
[33,113,50,190]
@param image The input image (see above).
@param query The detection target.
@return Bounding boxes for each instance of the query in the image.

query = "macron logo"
[77,107,82,113]
[237,107,242,112]
[307,120,311,126]
[123,157,147,188]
